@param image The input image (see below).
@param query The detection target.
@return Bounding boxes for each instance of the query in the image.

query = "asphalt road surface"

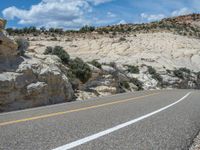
[0,90,200,150]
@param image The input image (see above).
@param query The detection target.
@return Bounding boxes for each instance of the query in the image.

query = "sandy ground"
[29,32,200,71]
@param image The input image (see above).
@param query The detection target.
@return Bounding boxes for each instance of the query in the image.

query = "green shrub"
[166,69,171,74]
[197,72,200,79]
[179,67,191,74]
[119,37,126,42]
[69,57,92,83]
[152,73,163,82]
[173,69,184,79]
[79,25,95,32]
[44,46,53,55]
[130,78,143,91]
[109,62,117,69]
[148,66,156,75]
[120,81,130,89]
[44,46,70,64]
[90,60,102,69]
[147,66,163,82]
[127,65,139,74]
[52,46,70,64]
[16,38,29,56]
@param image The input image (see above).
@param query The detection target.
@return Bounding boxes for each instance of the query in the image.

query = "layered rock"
[0,56,74,112]
[0,19,17,58]
[0,20,74,112]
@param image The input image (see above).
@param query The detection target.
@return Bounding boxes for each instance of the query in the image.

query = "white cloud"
[141,13,165,22]
[107,12,116,18]
[87,0,113,5]
[2,0,113,29]
[171,8,192,17]
[117,20,127,25]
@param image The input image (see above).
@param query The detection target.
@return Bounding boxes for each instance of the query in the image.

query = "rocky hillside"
[23,14,200,71]
[1,14,200,112]
[97,14,200,38]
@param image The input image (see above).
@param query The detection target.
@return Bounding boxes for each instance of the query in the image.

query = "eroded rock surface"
[0,21,74,112]
[0,19,17,57]
[0,55,74,112]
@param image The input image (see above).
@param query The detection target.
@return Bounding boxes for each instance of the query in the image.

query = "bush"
[130,78,143,91]
[152,73,163,82]
[148,66,156,75]
[69,57,92,83]
[109,62,117,69]
[166,69,171,74]
[147,66,163,82]
[120,81,130,89]
[174,69,184,79]
[197,72,200,79]
[52,46,70,64]
[44,46,53,55]
[90,60,102,69]
[79,25,95,32]
[119,37,126,42]
[179,67,191,74]
[127,65,139,74]
[44,46,70,64]
[16,38,29,56]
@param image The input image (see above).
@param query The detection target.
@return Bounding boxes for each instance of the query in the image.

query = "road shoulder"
[190,131,200,150]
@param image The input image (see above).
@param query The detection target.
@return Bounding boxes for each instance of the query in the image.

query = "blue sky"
[0,0,200,29]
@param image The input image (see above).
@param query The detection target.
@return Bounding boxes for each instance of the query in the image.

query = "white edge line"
[52,92,191,150]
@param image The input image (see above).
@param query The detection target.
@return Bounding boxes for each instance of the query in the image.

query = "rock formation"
[0,19,16,54]
[0,19,74,112]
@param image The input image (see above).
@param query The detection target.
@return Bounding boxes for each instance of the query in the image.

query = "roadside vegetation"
[126,65,139,74]
[15,38,29,56]
[130,78,143,91]
[44,46,70,64]
[173,67,191,79]
[44,46,92,83]
[89,60,102,69]
[147,66,163,83]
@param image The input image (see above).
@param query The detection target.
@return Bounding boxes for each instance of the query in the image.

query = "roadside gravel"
[190,132,200,150]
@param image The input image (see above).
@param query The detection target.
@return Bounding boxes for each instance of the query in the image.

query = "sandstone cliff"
[0,20,74,112]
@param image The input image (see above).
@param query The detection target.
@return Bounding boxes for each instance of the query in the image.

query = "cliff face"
[0,21,74,112]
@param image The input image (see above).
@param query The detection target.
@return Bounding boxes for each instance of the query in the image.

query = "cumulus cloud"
[171,8,192,17]
[87,0,113,5]
[2,0,113,29]
[141,13,165,22]
[107,12,116,18]
[117,20,127,25]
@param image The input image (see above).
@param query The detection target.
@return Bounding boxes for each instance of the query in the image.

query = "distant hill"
[96,14,200,38]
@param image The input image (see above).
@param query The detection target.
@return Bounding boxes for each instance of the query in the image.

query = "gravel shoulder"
[190,131,200,150]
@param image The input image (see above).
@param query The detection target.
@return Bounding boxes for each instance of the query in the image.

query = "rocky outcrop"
[0,21,74,112]
[0,19,18,58]
[0,54,74,112]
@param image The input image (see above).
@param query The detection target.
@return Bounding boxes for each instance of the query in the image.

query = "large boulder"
[0,56,74,112]
[0,18,6,29]
[0,32,18,57]
[0,19,18,58]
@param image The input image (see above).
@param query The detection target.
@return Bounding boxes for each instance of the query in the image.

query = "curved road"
[0,90,200,150]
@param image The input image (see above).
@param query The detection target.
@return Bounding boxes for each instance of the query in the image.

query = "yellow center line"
[0,92,159,127]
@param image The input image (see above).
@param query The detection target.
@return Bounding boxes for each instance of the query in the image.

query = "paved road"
[0,90,200,150]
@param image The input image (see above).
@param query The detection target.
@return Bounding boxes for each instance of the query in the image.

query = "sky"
[0,0,200,29]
